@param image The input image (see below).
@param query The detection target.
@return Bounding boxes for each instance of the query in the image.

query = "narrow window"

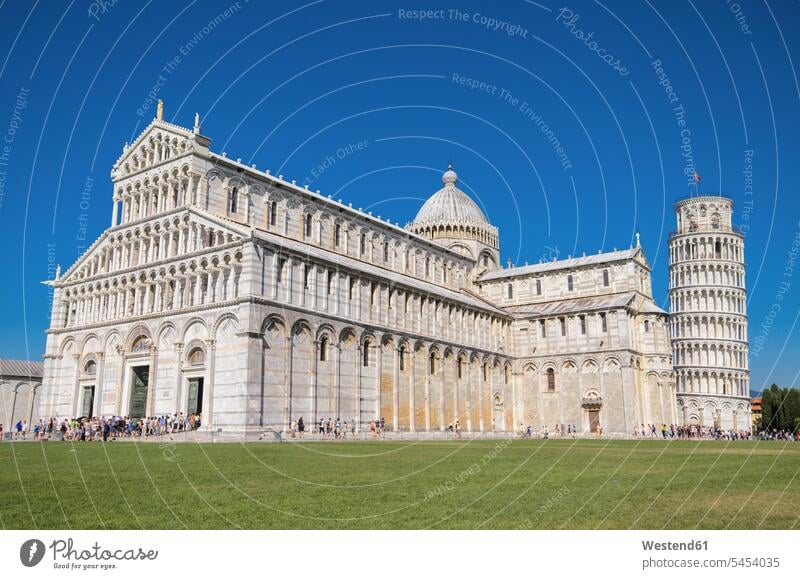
[600,312,607,333]
[458,359,464,379]
[507,283,513,299]
[370,282,376,306]
[229,187,238,213]
[349,278,356,300]
[540,319,546,338]
[425,257,430,277]
[547,368,556,391]
[644,319,650,332]
[383,242,389,262]
[429,352,436,375]
[603,269,609,287]
[269,201,277,226]
[319,337,328,362]
[560,317,566,336]
[399,346,406,371]
[334,223,341,246]
[536,279,542,295]
[362,341,370,367]
[304,214,312,238]
[580,315,586,335]
[360,233,366,255]
[327,271,334,294]
[277,257,286,283]
[303,264,310,289]
[567,274,574,292]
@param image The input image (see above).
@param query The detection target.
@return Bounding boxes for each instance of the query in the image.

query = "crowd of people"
[633,423,755,440]
[288,417,354,439]
[758,429,798,441]
[0,413,202,442]
[1,415,797,442]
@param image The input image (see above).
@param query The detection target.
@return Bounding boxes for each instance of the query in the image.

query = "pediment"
[56,206,249,286]
[111,119,207,179]
[631,246,651,269]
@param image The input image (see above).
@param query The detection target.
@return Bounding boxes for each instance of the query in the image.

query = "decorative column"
[424,355,431,432]
[439,353,445,431]
[284,335,293,432]
[466,359,473,432]
[393,346,400,431]
[9,383,20,429]
[94,353,105,417]
[27,384,40,426]
[111,195,120,227]
[203,339,216,430]
[355,343,362,432]
[115,348,125,416]
[174,342,184,414]
[479,362,485,433]
[312,340,319,425]
[375,341,382,421]
[334,343,341,420]
[145,344,158,417]
[71,353,81,418]
[409,347,416,432]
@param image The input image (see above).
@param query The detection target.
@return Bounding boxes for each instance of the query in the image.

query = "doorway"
[187,377,204,415]
[492,395,504,431]
[588,410,600,433]
[129,366,149,418]
[81,385,95,418]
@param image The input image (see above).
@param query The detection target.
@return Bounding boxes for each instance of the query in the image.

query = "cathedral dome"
[412,166,489,226]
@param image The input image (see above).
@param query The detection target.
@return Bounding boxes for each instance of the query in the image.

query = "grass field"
[1,439,798,529]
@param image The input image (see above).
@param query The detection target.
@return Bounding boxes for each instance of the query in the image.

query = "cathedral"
[39,106,740,439]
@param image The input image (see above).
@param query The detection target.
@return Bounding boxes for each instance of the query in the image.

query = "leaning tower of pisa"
[668,196,751,430]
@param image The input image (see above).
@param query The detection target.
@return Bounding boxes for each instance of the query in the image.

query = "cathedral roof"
[480,247,646,281]
[503,291,666,317]
[0,359,43,379]
[412,166,490,227]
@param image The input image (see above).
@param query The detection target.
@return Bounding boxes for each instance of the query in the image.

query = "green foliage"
[760,384,800,432]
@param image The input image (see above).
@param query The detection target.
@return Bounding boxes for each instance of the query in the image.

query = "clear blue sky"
[0,0,797,392]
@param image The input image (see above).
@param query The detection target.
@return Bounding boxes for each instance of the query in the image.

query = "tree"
[759,384,800,432]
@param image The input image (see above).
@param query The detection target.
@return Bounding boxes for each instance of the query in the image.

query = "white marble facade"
[39,112,681,437]
[669,196,751,430]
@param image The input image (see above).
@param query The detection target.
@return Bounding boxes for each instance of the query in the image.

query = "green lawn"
[1,439,798,529]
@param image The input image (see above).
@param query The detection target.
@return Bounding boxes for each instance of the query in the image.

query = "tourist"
[298,417,305,439]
